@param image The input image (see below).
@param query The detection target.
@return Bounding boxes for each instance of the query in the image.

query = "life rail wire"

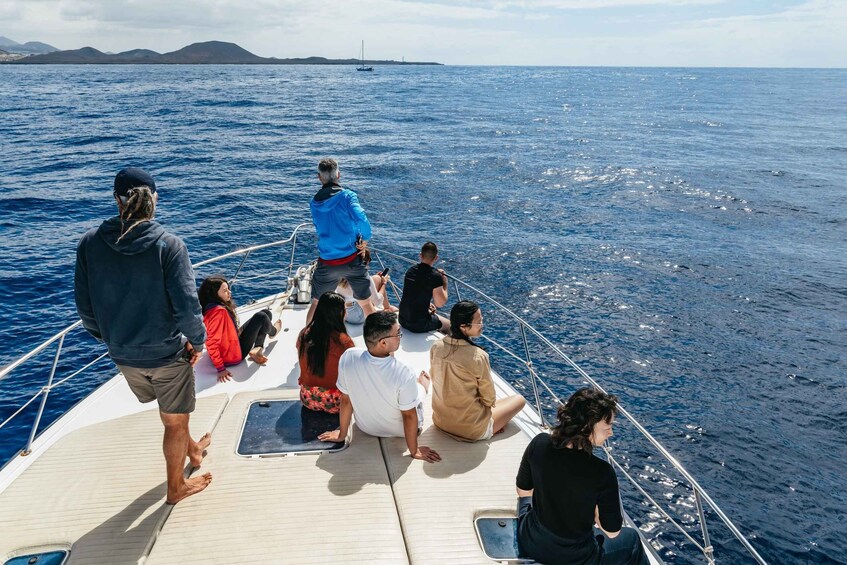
[605,448,709,555]
[0,390,42,431]
[0,227,765,564]
[370,245,765,565]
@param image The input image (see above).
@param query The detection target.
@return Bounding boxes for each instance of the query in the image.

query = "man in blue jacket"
[308,158,375,323]
[74,167,212,504]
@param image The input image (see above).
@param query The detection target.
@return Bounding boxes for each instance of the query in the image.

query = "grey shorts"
[311,258,372,301]
[116,358,196,414]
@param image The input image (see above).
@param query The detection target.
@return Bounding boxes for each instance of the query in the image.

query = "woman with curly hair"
[198,275,282,383]
[296,291,354,413]
[515,387,648,565]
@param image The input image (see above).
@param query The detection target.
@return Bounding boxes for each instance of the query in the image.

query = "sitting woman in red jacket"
[199,275,281,382]
[297,291,354,413]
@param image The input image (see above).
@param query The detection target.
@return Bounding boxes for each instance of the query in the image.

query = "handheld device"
[379,267,390,277]
[181,344,194,362]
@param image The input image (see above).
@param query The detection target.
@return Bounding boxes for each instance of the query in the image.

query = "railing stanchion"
[453,278,462,302]
[287,233,298,280]
[21,334,64,456]
[230,250,252,288]
[695,489,716,564]
[519,324,546,428]
[0,235,767,565]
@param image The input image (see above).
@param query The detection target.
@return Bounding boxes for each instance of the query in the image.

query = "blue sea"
[0,65,845,564]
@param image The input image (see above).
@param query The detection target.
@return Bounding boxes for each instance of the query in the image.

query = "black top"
[516,433,623,540]
[314,181,342,202]
[398,262,444,326]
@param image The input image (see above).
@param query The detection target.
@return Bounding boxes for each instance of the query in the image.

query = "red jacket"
[203,305,242,371]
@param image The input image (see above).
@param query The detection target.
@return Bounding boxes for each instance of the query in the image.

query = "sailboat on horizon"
[357,40,373,72]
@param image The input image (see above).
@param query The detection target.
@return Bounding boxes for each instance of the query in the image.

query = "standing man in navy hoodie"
[307,158,375,323]
[74,168,212,504]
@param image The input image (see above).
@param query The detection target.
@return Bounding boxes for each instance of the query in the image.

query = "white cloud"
[1,0,845,66]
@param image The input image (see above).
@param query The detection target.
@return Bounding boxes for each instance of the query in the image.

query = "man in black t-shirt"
[398,242,450,333]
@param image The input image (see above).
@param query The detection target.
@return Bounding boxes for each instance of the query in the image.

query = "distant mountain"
[158,41,263,64]
[4,40,440,65]
[116,49,161,60]
[0,37,59,54]
[22,46,108,63]
[22,41,59,53]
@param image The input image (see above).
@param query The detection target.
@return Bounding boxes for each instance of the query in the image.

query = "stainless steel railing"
[370,246,767,565]
[0,225,766,563]
[0,222,313,456]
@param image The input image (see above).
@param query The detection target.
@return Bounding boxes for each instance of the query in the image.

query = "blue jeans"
[597,527,649,565]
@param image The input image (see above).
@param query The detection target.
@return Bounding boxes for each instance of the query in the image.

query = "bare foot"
[189,432,212,467]
[248,346,268,364]
[249,349,268,365]
[166,473,212,505]
[494,427,506,435]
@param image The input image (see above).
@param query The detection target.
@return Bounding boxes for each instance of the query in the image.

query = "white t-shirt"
[336,277,384,308]
[337,348,423,438]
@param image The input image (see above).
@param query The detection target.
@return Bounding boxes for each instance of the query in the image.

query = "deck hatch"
[4,551,69,565]
[474,517,533,563]
[237,399,346,456]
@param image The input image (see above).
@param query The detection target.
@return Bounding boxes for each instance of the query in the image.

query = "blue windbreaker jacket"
[309,187,373,260]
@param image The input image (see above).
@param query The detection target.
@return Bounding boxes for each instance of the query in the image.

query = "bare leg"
[491,395,526,434]
[372,275,396,311]
[306,298,318,325]
[357,297,377,319]
[437,314,450,334]
[161,412,212,504]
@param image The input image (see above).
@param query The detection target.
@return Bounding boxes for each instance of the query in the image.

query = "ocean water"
[0,65,845,564]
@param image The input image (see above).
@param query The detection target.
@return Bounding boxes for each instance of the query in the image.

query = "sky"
[1,0,846,67]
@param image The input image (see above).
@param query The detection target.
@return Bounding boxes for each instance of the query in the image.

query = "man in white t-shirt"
[318,311,441,463]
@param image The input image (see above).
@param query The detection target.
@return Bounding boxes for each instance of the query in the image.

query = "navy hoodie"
[74,217,206,368]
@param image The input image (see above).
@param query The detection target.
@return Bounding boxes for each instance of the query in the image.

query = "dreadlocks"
[116,185,156,243]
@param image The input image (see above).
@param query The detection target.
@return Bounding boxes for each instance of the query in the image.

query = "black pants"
[238,309,276,358]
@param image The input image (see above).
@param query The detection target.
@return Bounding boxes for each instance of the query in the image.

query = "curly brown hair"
[550,388,618,453]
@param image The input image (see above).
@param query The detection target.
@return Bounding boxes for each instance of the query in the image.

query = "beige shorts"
[116,358,196,414]
[477,417,495,441]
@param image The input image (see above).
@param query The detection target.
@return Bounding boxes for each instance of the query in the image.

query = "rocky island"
[2,40,441,65]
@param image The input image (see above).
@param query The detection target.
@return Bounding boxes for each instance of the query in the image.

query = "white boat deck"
[0,303,570,564]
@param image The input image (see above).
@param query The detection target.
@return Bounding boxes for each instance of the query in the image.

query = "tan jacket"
[430,336,495,441]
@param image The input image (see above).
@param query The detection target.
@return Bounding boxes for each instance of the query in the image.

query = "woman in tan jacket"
[430,300,526,441]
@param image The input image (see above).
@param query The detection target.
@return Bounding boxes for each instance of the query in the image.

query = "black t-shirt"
[516,433,623,540]
[399,263,444,326]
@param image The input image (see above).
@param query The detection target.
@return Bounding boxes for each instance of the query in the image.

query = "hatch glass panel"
[5,551,69,565]
[474,517,533,563]
[237,399,346,456]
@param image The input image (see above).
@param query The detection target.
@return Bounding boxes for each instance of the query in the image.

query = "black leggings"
[238,309,277,358]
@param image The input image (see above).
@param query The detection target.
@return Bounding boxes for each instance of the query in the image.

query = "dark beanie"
[114,167,156,197]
